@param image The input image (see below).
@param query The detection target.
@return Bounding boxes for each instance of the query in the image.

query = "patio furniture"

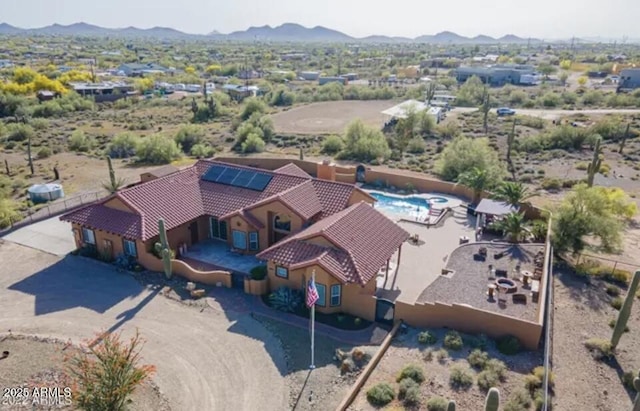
[495,278,518,293]
[479,247,488,256]
[531,280,540,303]
[521,271,533,287]
[495,269,508,277]
[487,284,497,299]
[497,289,508,305]
[494,251,505,259]
[474,253,486,262]
[459,236,470,245]
[512,293,527,304]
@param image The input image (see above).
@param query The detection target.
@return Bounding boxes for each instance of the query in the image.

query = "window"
[330,284,341,307]
[273,214,291,232]
[249,232,258,250]
[315,283,326,307]
[123,239,137,257]
[275,266,288,278]
[82,228,95,245]
[232,230,247,250]
[210,218,228,240]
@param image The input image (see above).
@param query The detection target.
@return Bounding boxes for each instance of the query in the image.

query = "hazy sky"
[3,0,639,39]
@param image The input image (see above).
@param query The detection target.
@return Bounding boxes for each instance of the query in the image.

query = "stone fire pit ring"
[495,278,518,293]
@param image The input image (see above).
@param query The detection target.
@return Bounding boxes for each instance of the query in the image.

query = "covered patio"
[181,240,263,274]
[474,199,518,241]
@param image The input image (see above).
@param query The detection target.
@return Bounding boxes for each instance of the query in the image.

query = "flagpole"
[310,269,316,370]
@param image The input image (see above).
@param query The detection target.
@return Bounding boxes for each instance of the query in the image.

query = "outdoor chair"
[473,253,486,261]
[512,293,527,304]
[495,269,508,277]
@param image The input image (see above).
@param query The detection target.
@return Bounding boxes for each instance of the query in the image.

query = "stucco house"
[60,160,408,318]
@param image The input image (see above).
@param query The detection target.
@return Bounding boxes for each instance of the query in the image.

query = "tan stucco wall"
[395,300,543,350]
[103,197,134,213]
[214,157,318,176]
[72,223,128,260]
[170,259,232,287]
[249,200,304,250]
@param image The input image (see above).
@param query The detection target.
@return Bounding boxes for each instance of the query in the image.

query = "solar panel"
[231,170,255,187]
[246,173,273,191]
[202,165,226,183]
[217,167,241,185]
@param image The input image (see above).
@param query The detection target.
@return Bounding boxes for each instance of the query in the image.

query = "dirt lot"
[271,101,396,135]
[349,327,542,410]
[0,334,169,411]
[552,264,640,411]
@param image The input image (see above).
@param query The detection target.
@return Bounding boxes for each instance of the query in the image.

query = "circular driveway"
[0,240,288,411]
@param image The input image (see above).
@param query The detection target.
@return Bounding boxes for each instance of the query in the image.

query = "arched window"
[273,214,291,232]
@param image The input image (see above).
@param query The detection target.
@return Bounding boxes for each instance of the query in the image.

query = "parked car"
[496,107,516,116]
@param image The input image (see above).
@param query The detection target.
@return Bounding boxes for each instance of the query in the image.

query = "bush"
[418,331,438,345]
[174,124,204,153]
[449,366,473,389]
[426,396,449,411]
[397,364,425,383]
[239,97,267,121]
[605,284,621,296]
[485,359,507,379]
[136,134,181,164]
[241,133,266,153]
[343,119,390,162]
[496,335,521,355]
[249,265,267,280]
[108,132,140,158]
[609,318,630,332]
[477,370,500,391]
[443,330,463,351]
[190,143,215,158]
[436,348,448,362]
[268,287,303,313]
[467,349,489,369]
[398,377,419,398]
[584,338,613,360]
[0,198,20,229]
[403,385,421,406]
[423,349,434,362]
[622,370,638,390]
[504,389,532,411]
[407,137,426,154]
[611,297,624,310]
[540,178,562,191]
[7,124,34,142]
[434,135,504,183]
[322,135,344,155]
[68,130,95,152]
[366,382,395,406]
[37,146,51,159]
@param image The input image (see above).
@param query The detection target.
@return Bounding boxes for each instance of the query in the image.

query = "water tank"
[27,183,65,203]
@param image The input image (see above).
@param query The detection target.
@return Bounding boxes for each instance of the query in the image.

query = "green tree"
[343,119,390,162]
[66,330,155,411]
[456,75,486,106]
[435,135,504,183]
[552,184,637,254]
[239,97,267,121]
[68,130,95,152]
[136,134,181,164]
[174,124,204,154]
[538,64,557,80]
[492,212,529,243]
[108,132,140,158]
[492,182,534,208]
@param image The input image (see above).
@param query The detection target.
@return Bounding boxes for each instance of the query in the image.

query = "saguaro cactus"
[587,137,602,187]
[155,218,172,279]
[619,123,630,154]
[633,373,640,411]
[299,147,304,160]
[484,387,500,411]
[507,118,516,162]
[482,87,491,135]
[611,271,640,349]
[447,400,456,411]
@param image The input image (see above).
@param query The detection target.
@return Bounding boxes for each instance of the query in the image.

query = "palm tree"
[492,181,534,208]
[458,167,490,204]
[493,212,529,243]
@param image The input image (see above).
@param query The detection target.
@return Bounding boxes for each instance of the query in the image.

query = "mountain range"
[0,22,543,43]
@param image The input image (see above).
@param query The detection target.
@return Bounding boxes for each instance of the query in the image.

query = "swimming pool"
[369,192,450,220]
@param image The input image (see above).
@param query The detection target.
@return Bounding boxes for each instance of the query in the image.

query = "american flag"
[306,278,319,307]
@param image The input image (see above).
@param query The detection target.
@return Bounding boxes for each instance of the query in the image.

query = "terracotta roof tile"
[274,163,312,178]
[257,202,409,285]
[61,203,142,239]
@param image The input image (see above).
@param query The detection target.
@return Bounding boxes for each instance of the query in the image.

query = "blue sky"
[3,0,639,39]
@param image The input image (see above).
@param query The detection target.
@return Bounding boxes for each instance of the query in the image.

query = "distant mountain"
[0,21,552,43]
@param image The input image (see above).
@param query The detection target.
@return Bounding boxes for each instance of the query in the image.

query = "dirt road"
[451,107,640,120]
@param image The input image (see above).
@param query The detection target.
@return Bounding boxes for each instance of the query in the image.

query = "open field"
[271,100,396,135]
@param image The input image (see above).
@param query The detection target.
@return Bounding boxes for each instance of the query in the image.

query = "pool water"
[370,192,449,220]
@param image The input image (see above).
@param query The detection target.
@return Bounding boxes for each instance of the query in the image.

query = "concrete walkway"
[2,217,75,256]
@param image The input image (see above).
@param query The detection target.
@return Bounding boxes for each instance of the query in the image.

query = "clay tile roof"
[311,180,356,218]
[271,181,322,220]
[60,203,142,239]
[274,163,311,178]
[257,202,409,285]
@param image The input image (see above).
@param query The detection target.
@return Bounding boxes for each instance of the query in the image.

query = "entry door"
[189,222,199,245]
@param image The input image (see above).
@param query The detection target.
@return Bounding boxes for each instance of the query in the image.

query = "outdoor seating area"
[181,239,262,274]
[417,242,546,321]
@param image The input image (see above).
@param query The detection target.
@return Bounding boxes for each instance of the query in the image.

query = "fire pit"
[495,278,518,294]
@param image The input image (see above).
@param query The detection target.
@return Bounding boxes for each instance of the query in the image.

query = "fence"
[574,252,640,273]
[542,249,554,411]
[0,191,105,236]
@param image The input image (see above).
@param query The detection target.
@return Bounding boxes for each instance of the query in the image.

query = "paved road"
[451,107,640,120]
[0,240,289,411]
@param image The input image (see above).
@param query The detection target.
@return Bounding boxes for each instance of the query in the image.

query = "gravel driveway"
[0,240,288,411]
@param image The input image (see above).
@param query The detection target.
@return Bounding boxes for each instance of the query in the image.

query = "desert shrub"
[239,97,267,121]
[190,143,215,158]
[426,396,449,411]
[467,349,489,369]
[496,335,521,355]
[30,118,49,130]
[136,134,181,164]
[342,119,390,162]
[436,348,448,362]
[268,87,295,106]
[403,385,421,406]
[436,121,460,139]
[174,124,204,153]
[37,146,51,159]
[517,115,545,129]
[485,359,507,379]
[423,349,434,362]
[584,338,613,360]
[532,366,554,387]
[321,135,344,155]
[574,260,632,284]
[504,389,532,411]
[0,198,20,228]
[398,377,419,398]
[540,178,562,191]
[608,318,630,332]
[249,265,267,280]
[268,287,303,313]
[449,366,473,389]
[241,133,266,153]
[611,297,624,310]
[108,132,140,158]
[576,162,588,170]
[435,135,504,183]
[464,333,490,350]
[622,370,638,390]
[366,382,395,406]
[68,130,95,152]
[605,284,621,296]
[7,123,34,142]
[539,92,561,107]
[417,331,437,345]
[407,137,426,154]
[397,364,425,383]
[443,330,464,351]
[581,90,604,106]
[524,373,542,392]
[477,370,500,391]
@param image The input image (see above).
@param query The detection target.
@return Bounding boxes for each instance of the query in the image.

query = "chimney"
[316,160,336,181]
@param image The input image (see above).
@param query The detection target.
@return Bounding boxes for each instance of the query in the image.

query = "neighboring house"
[237,69,260,80]
[455,64,536,86]
[341,73,359,81]
[36,90,57,102]
[71,82,135,102]
[281,53,307,61]
[319,77,348,86]
[257,201,408,317]
[222,84,259,101]
[618,68,640,90]
[60,159,380,276]
[298,71,320,81]
[117,63,171,77]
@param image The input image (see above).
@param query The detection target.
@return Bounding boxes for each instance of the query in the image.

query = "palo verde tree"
[435,134,504,187]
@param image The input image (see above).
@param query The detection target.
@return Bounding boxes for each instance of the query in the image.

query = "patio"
[182,240,263,274]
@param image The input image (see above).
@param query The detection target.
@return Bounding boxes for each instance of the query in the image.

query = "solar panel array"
[201,165,274,191]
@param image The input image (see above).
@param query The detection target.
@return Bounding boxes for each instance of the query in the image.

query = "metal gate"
[231,272,246,289]
[375,298,395,325]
